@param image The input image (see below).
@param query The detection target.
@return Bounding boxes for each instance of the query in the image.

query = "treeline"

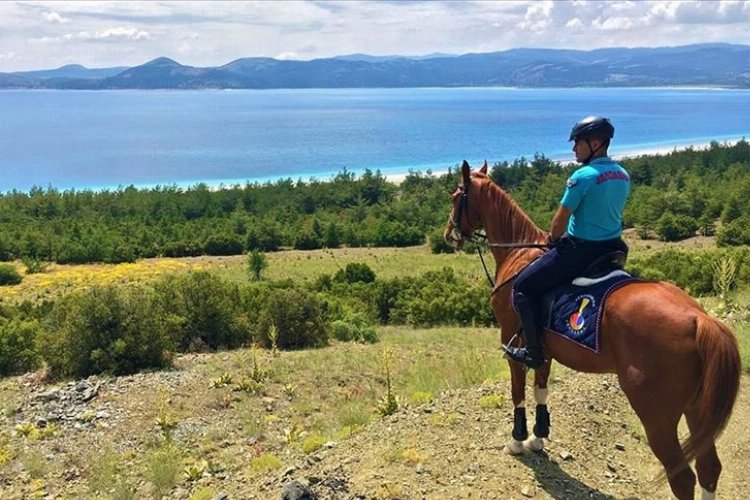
[0,169,453,264]
[487,140,750,244]
[1,140,749,265]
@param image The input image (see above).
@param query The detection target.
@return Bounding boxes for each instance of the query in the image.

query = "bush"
[257,288,328,350]
[656,212,698,242]
[387,268,494,327]
[161,241,202,258]
[0,319,41,376]
[203,233,244,256]
[334,262,376,284]
[156,272,251,351]
[22,257,49,275]
[717,217,750,246]
[37,286,179,379]
[429,227,454,254]
[330,312,379,344]
[0,264,22,286]
[626,247,750,295]
[247,250,268,281]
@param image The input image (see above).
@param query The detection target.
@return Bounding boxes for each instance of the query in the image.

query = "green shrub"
[0,264,22,286]
[293,229,322,250]
[37,286,179,379]
[717,216,750,246]
[156,272,251,351]
[22,257,49,275]
[330,312,379,344]
[203,233,244,256]
[247,250,268,281]
[388,268,494,327]
[627,247,750,295]
[334,262,376,284]
[656,212,698,242]
[429,227,455,254]
[0,319,41,376]
[257,288,328,350]
[161,241,202,258]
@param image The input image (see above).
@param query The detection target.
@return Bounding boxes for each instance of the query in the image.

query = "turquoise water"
[0,87,748,192]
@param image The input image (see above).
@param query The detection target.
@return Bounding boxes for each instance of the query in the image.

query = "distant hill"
[12,64,129,80]
[1,43,748,89]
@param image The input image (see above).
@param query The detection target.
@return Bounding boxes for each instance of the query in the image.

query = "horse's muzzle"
[444,226,464,249]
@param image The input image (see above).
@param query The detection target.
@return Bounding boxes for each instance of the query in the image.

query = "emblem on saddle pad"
[567,294,595,335]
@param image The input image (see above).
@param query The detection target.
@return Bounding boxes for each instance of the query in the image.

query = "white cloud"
[566,18,584,29]
[2,1,750,71]
[593,16,635,31]
[43,11,70,24]
[36,27,151,43]
[94,27,151,40]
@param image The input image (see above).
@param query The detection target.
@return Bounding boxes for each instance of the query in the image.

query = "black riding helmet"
[568,116,615,142]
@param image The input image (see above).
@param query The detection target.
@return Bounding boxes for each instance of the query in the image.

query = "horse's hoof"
[523,435,545,452]
[505,439,525,455]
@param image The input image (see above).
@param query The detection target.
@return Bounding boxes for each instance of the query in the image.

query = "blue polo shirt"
[560,157,630,241]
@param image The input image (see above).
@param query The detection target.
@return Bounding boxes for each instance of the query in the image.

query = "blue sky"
[1,0,749,72]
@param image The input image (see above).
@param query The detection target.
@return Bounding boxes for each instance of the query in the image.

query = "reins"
[472,236,549,289]
[449,168,550,289]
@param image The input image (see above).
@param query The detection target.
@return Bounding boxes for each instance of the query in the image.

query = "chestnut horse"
[444,160,740,500]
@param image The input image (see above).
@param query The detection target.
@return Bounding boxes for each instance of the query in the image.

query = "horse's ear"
[461,160,471,184]
[480,160,488,174]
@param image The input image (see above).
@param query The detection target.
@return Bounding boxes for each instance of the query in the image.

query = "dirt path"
[277,371,749,499]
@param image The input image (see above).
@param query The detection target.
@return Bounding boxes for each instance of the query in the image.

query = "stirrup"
[501,335,544,369]
[501,333,521,355]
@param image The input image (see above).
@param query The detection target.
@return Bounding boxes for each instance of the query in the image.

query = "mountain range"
[1,43,748,90]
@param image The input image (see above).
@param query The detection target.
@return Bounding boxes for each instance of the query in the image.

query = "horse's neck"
[477,182,546,277]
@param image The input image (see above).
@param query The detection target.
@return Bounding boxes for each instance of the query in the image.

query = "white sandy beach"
[381,136,749,184]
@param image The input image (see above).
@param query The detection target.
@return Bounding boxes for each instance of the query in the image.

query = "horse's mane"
[471,171,547,244]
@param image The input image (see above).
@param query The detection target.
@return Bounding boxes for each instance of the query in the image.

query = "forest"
[0,140,749,266]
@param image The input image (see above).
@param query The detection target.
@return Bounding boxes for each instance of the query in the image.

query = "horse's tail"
[675,314,741,474]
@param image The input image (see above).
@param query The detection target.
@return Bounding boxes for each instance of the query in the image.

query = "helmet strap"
[583,138,608,164]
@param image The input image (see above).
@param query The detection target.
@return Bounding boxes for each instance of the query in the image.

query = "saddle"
[538,250,635,353]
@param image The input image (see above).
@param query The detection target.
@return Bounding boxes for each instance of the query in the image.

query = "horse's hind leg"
[685,407,722,499]
[641,417,696,500]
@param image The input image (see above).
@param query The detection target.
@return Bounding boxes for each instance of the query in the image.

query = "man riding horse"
[505,116,631,368]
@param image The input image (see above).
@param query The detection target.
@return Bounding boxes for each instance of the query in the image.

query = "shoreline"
[381,136,748,184]
[6,136,747,193]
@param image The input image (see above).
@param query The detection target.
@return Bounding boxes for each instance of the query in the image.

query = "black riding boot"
[505,293,545,369]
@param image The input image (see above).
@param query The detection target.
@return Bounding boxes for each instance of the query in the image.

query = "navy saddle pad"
[542,271,639,353]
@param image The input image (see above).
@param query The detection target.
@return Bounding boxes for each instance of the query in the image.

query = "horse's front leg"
[505,360,529,455]
[524,362,551,452]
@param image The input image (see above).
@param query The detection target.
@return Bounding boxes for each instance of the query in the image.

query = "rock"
[607,463,617,473]
[211,493,229,500]
[36,389,61,402]
[281,479,317,500]
[559,450,573,460]
[521,486,535,497]
[615,442,626,451]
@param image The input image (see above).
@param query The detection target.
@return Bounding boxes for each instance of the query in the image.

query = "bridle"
[448,176,550,288]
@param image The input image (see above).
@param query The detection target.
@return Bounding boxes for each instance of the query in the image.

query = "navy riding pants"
[512,236,628,334]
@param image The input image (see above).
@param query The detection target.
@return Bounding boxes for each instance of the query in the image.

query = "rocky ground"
[278,372,749,500]
[0,362,747,499]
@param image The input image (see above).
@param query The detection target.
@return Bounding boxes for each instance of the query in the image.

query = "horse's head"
[444,159,488,249]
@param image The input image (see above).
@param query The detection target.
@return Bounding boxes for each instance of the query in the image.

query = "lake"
[0,87,748,192]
